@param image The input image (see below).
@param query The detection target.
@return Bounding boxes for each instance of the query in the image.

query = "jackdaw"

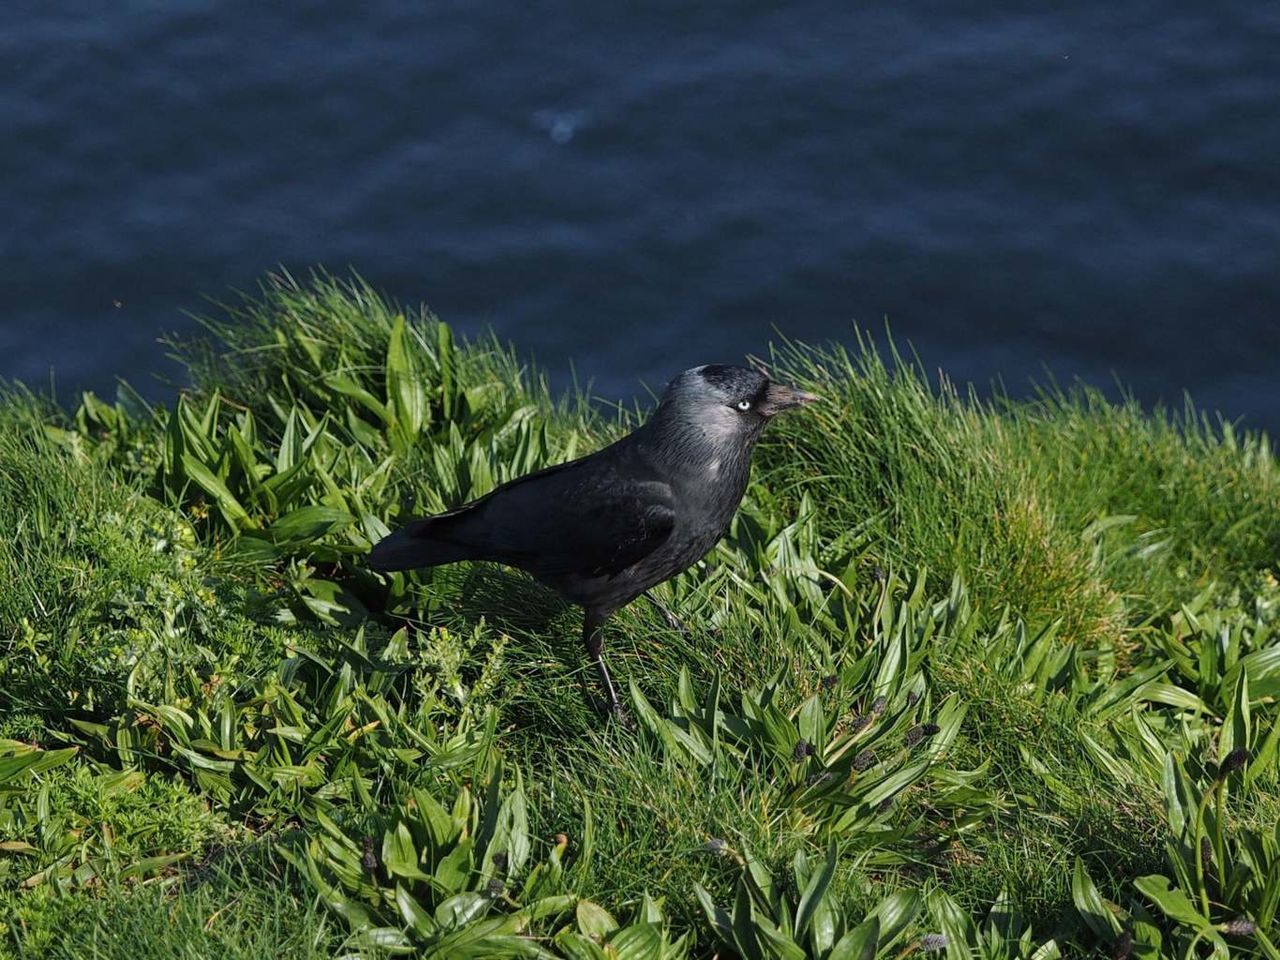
[369,364,819,718]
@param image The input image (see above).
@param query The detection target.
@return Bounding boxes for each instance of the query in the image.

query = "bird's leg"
[582,611,625,720]
[643,591,689,636]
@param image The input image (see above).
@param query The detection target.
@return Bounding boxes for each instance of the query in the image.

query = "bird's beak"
[759,382,822,416]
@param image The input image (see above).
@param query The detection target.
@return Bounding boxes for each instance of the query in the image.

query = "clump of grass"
[1012,382,1279,607]
[0,392,224,720]
[760,334,1280,646]
[750,336,1118,650]
[1,846,340,960]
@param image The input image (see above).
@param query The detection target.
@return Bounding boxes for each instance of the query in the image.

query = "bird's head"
[654,363,821,447]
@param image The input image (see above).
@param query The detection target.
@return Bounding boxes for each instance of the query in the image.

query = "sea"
[3,3,1278,430]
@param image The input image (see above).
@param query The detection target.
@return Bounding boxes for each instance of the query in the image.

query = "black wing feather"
[383,442,676,580]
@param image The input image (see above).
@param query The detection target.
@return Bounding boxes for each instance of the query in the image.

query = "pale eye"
[736,399,752,411]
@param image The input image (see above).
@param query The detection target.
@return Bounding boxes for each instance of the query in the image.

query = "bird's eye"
[736,400,752,411]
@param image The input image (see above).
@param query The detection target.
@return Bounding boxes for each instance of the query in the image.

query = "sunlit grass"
[2,271,1278,958]
[0,846,341,960]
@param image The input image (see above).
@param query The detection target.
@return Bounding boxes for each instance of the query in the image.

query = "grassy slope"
[2,272,1278,958]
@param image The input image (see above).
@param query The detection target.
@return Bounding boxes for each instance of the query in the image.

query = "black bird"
[368,364,820,717]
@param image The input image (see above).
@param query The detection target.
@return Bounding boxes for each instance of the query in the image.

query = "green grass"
[2,270,1278,958]
[0,846,341,960]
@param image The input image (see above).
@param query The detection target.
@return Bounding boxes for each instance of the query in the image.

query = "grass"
[2,270,1278,958]
[2,845,341,959]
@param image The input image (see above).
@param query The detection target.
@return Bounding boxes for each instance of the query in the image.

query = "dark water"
[4,3,1279,429]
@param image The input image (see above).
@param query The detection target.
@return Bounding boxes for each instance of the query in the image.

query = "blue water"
[4,4,1279,429]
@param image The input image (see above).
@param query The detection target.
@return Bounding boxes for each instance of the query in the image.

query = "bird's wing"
[530,477,676,578]
[442,453,677,579]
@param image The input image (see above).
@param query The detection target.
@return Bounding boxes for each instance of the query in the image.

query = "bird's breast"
[681,462,751,524]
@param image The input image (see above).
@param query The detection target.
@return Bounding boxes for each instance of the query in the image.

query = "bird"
[368,363,820,718]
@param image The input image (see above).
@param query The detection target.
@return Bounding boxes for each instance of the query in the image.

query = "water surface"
[3,3,1278,427]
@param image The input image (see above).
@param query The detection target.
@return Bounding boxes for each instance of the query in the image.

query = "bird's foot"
[659,608,689,636]
[609,698,635,729]
[644,592,690,636]
[586,690,634,728]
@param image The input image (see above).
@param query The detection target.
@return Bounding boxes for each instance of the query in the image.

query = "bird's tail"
[367,514,479,572]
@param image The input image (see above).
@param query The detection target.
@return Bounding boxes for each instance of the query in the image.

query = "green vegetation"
[2,271,1278,958]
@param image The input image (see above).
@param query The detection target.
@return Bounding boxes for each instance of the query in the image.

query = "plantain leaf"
[607,922,662,960]
[575,899,618,940]
[181,453,256,528]
[1133,874,1213,931]
[829,917,879,960]
[261,505,355,544]
[794,840,836,937]
[1071,858,1122,940]
[387,314,427,448]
